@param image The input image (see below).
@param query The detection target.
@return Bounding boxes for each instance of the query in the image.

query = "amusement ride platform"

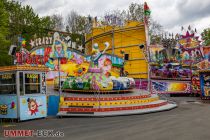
[57,90,177,117]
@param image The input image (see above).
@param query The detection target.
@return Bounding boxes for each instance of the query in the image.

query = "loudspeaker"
[8,45,17,55]
[139,44,145,49]
[124,54,129,60]
[172,49,176,55]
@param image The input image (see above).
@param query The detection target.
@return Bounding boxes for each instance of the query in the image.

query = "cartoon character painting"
[45,58,55,69]
[73,65,87,76]
[50,32,68,58]
[98,57,112,77]
[0,105,8,115]
[91,42,110,66]
[27,98,41,116]
[0,101,16,115]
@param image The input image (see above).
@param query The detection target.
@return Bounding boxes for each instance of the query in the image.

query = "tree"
[0,0,11,66]
[128,3,144,21]
[3,0,56,46]
[0,0,9,47]
[0,0,56,66]
[102,2,164,44]
[103,3,145,25]
[65,11,86,45]
[149,20,164,44]
[102,3,144,24]
[39,16,55,34]
[66,11,86,34]
[128,3,164,44]
[50,14,64,31]
[202,28,210,46]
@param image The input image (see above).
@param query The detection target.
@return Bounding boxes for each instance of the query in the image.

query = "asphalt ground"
[1,96,210,140]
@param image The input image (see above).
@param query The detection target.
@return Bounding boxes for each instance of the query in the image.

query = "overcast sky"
[19,0,210,34]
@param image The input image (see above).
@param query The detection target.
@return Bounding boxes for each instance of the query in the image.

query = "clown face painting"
[50,32,68,58]
[98,57,112,76]
[27,98,41,116]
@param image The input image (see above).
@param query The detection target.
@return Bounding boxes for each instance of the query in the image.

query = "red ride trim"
[59,102,168,112]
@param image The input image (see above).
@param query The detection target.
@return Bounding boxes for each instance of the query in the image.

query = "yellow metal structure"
[85,21,148,79]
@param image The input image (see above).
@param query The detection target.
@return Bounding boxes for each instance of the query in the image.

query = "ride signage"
[26,74,39,79]
[30,37,53,48]
[15,47,68,66]
[29,33,84,52]
[16,52,48,65]
[0,74,13,80]
[15,32,84,69]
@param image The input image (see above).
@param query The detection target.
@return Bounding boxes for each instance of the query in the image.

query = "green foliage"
[150,34,162,45]
[0,0,56,66]
[128,3,144,21]
[65,11,86,45]
[202,28,210,46]
[50,14,64,31]
[0,0,9,46]
[103,2,163,44]
[4,1,55,45]
[66,11,86,34]
[0,0,11,66]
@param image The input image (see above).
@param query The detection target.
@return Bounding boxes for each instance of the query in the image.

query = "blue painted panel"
[0,95,17,119]
[200,74,205,97]
[19,95,47,121]
[47,95,60,116]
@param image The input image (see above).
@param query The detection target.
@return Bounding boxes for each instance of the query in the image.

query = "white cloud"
[19,0,210,34]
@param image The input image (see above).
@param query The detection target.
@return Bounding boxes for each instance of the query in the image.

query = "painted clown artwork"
[50,32,68,58]
[91,42,110,66]
[27,98,42,116]
[98,57,112,77]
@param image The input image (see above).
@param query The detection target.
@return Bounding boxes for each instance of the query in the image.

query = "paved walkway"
[1,97,210,140]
